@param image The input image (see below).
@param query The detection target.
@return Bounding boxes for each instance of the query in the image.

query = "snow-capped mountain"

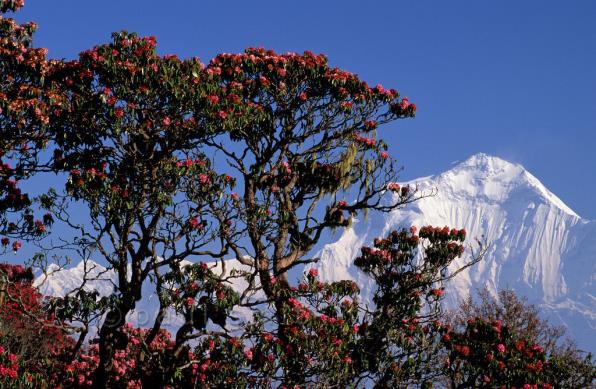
[34,260,183,334]
[34,258,258,336]
[313,153,595,352]
[33,153,595,352]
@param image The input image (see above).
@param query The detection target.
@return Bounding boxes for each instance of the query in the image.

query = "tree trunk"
[93,307,128,388]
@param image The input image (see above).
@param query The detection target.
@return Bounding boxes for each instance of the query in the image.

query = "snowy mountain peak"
[414,153,579,218]
[34,259,113,298]
[453,152,519,172]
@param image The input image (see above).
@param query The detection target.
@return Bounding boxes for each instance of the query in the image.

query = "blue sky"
[15,0,596,218]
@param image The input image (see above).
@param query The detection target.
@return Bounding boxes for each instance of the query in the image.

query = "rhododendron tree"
[174,45,426,387]
[39,29,240,386]
[0,263,73,387]
[441,317,554,387]
[0,0,61,252]
[441,289,595,388]
[31,17,433,385]
[347,226,471,386]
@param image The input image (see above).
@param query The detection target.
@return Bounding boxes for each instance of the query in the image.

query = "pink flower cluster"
[175,158,206,168]
[354,135,376,147]
[188,217,204,231]
[386,182,400,191]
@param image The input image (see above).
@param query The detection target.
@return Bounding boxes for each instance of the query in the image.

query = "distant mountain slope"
[34,259,257,336]
[313,153,595,352]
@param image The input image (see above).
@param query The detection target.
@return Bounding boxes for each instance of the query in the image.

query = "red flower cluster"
[354,134,376,147]
[0,0,24,12]
[453,344,471,357]
[419,225,466,243]
[386,182,400,192]
[391,96,417,117]
[0,161,31,215]
[0,264,74,386]
[0,346,19,380]
[364,120,377,129]
[430,288,445,298]
[11,240,20,251]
